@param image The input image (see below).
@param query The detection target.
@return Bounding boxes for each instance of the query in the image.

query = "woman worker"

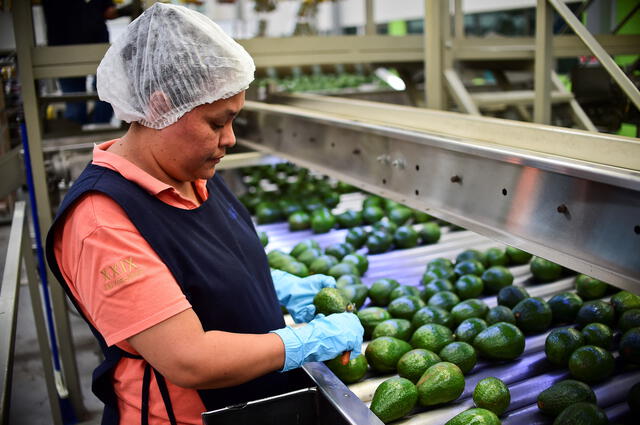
[45,4,364,424]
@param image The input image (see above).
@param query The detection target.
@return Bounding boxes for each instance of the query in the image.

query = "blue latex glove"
[271,312,364,372]
[271,269,336,323]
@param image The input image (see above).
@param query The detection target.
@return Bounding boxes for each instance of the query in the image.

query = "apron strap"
[153,368,178,425]
[140,362,177,425]
[141,364,151,425]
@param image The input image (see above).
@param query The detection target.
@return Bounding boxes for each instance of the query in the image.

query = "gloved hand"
[271,269,336,323]
[271,312,364,372]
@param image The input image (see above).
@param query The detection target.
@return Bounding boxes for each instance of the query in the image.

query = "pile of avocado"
[537,278,640,424]
[238,163,356,231]
[341,195,445,255]
[253,70,392,94]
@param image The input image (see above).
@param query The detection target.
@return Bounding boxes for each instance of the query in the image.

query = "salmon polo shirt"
[53,140,208,424]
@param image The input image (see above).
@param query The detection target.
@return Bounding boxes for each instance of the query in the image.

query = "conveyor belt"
[256,193,633,424]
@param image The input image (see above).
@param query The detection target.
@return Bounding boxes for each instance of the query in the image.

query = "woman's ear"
[147,91,172,122]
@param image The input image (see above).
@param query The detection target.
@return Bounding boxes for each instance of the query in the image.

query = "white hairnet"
[97,3,255,129]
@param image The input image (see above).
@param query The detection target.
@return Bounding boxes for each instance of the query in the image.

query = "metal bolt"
[450,175,462,183]
[377,155,390,164]
[557,204,568,214]
[391,159,405,169]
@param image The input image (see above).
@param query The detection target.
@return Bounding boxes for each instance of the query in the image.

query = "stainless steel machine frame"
[7,0,640,421]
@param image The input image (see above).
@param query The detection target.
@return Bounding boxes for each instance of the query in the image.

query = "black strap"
[141,364,151,425]
[153,369,178,425]
[140,363,178,425]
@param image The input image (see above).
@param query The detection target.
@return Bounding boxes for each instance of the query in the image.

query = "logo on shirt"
[100,257,143,291]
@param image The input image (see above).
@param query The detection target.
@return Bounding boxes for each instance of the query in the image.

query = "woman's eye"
[211,122,225,130]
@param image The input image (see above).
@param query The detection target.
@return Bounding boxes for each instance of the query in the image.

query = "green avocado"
[456,249,488,267]
[256,202,283,224]
[450,299,489,326]
[413,210,432,223]
[397,348,441,384]
[324,242,354,261]
[455,318,487,344]
[340,284,368,309]
[427,257,454,271]
[619,309,640,333]
[473,377,510,416]
[552,402,608,425]
[420,278,455,301]
[345,226,368,249]
[387,207,412,226]
[545,327,585,366]
[575,274,608,300]
[341,253,369,275]
[366,230,393,254]
[581,323,613,350]
[421,267,456,286]
[497,286,530,309]
[295,247,323,267]
[410,323,454,353]
[548,292,583,324]
[362,205,385,224]
[279,260,309,277]
[454,260,486,278]
[530,257,562,283]
[568,345,615,383]
[335,209,362,228]
[419,222,441,245]
[394,225,419,249]
[310,207,336,234]
[288,211,311,231]
[537,379,596,417]
[389,285,421,301]
[485,247,509,267]
[412,306,454,329]
[505,246,533,265]
[455,275,484,300]
[428,291,461,312]
[370,377,418,424]
[473,322,525,361]
[439,341,477,374]
[611,290,640,317]
[485,306,516,325]
[335,274,362,289]
[290,239,321,257]
[388,296,425,321]
[357,307,392,339]
[327,262,360,279]
[372,318,413,341]
[308,254,338,275]
[576,300,615,328]
[512,297,552,334]
[481,266,514,294]
[325,353,368,384]
[313,287,354,316]
[416,362,465,406]
[258,231,269,247]
[365,336,412,373]
[369,278,400,306]
[445,408,500,425]
[620,327,640,365]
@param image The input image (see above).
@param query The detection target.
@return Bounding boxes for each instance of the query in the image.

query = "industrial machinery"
[3,1,639,424]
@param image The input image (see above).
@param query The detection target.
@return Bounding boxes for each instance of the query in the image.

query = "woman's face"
[154,91,245,182]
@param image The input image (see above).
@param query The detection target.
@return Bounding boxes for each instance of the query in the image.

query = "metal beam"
[550,71,597,132]
[28,34,640,79]
[267,93,640,171]
[548,0,640,112]
[237,98,640,290]
[425,0,444,109]
[364,0,375,36]
[534,0,554,124]
[443,69,481,115]
[471,90,573,107]
[0,147,25,200]
[12,2,85,417]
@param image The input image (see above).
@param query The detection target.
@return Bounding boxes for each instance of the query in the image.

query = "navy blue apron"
[46,164,293,424]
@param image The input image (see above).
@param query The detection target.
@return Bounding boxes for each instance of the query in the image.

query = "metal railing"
[0,201,62,425]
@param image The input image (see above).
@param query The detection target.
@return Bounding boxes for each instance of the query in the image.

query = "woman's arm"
[127,308,285,389]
